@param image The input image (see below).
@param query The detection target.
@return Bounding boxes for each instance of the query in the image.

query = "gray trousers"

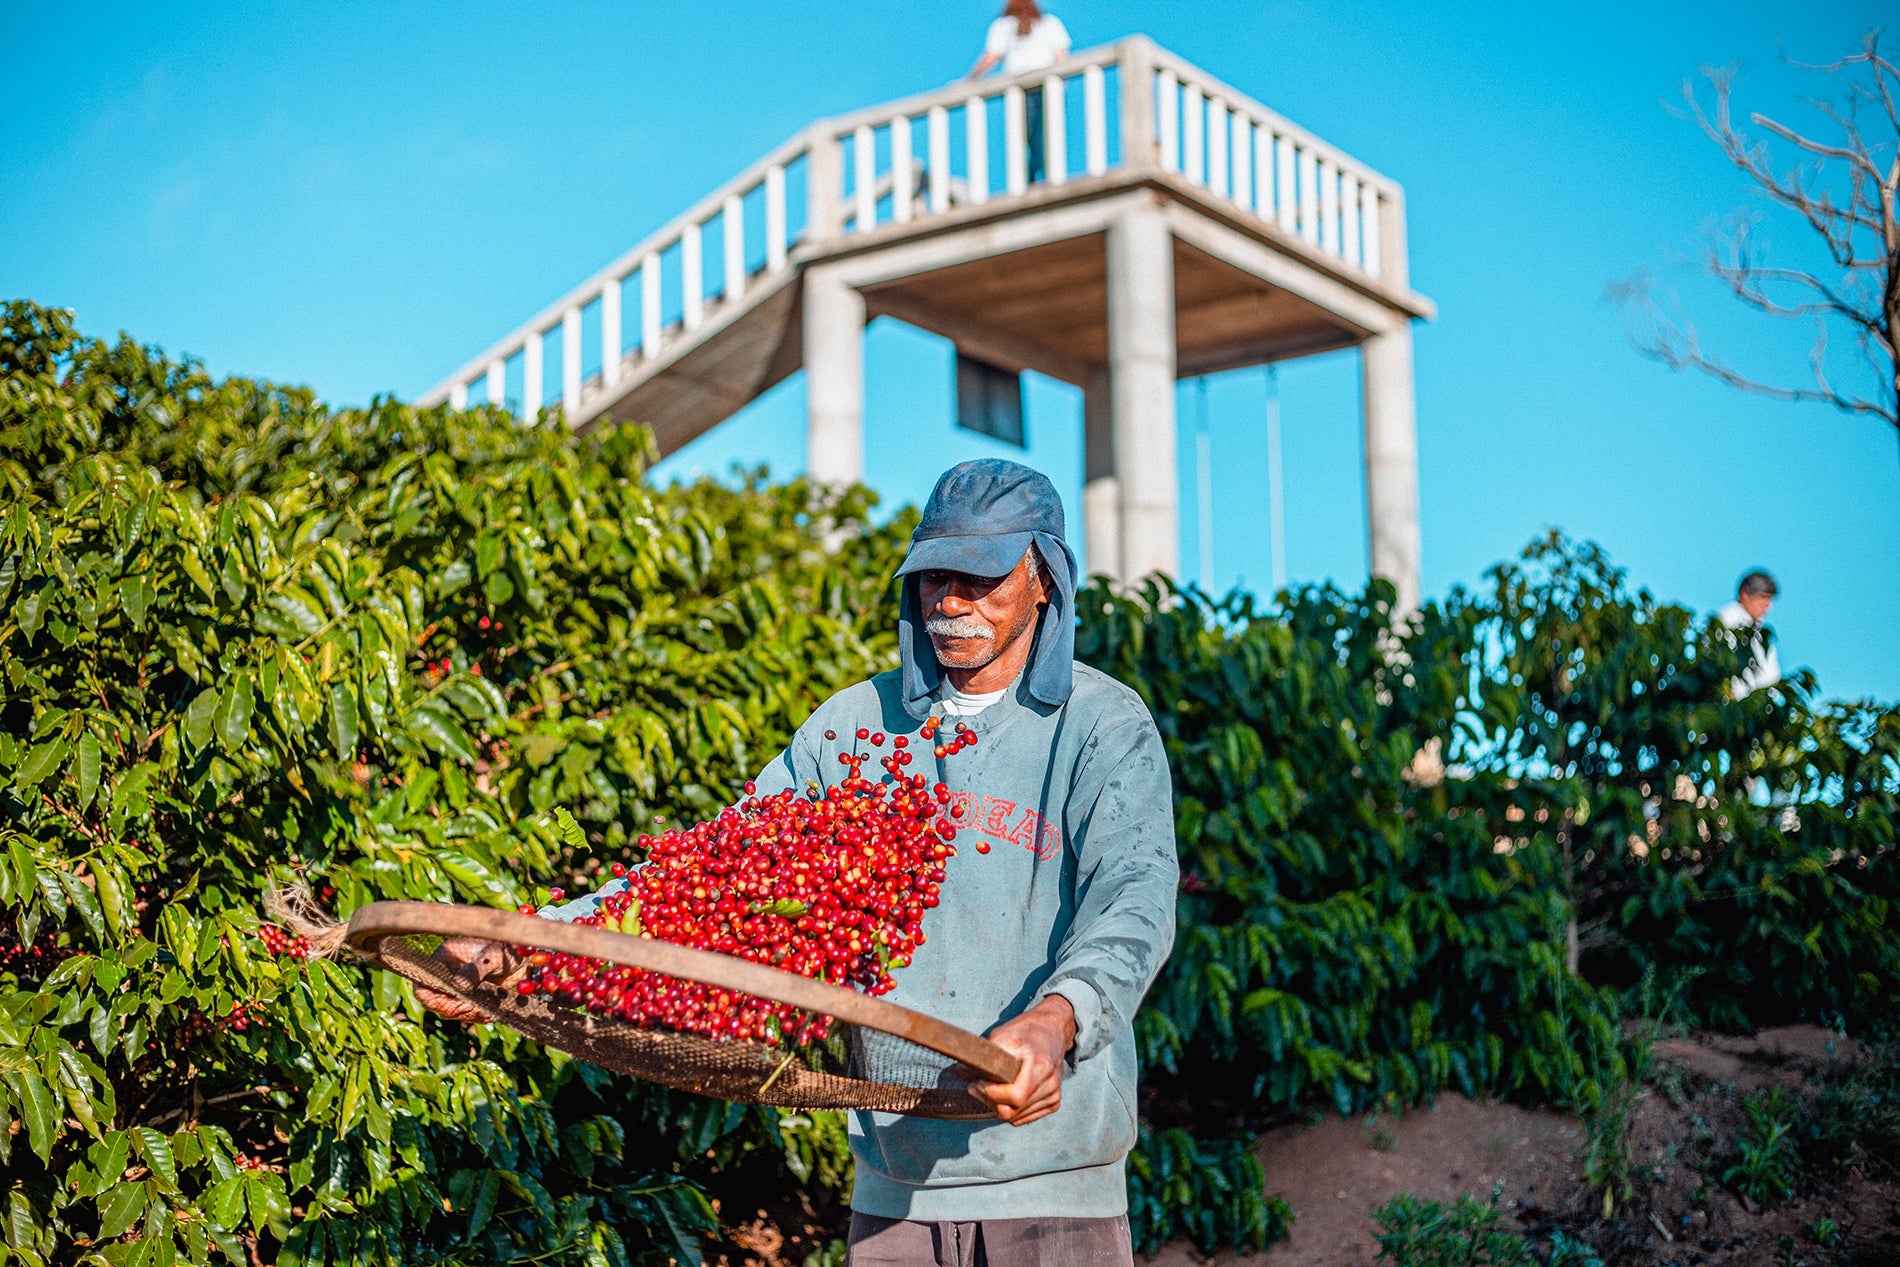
[846,1212,1133,1267]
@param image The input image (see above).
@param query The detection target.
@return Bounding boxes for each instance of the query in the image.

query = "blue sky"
[4,1,1895,701]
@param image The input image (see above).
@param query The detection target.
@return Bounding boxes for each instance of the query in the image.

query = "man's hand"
[968,994,1076,1126]
[413,937,516,1025]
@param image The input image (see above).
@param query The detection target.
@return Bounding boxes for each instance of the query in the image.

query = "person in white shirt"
[967,1,1071,184]
[1716,570,1781,698]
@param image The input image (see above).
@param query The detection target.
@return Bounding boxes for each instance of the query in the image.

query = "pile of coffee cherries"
[514,717,977,1047]
[255,924,313,959]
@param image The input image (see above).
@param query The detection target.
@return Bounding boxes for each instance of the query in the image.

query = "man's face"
[1739,591,1774,622]
[917,554,1051,671]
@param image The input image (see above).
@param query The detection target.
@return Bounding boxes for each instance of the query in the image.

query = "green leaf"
[8,1188,38,1257]
[327,682,358,759]
[203,1175,246,1232]
[58,870,107,941]
[475,532,504,579]
[75,732,102,811]
[468,1170,501,1238]
[214,675,255,753]
[135,1126,178,1189]
[12,738,65,793]
[82,1131,132,1198]
[121,574,154,629]
[14,1068,58,1160]
[184,688,218,751]
[15,583,49,639]
[98,1177,148,1239]
[178,549,218,600]
[407,704,479,766]
[93,857,127,936]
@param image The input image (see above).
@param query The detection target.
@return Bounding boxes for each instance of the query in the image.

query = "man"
[1716,570,1781,698]
[422,459,1178,1265]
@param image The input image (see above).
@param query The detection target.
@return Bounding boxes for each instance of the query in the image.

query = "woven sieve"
[344,901,1019,1119]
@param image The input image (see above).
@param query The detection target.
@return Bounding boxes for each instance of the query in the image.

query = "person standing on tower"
[966,1,1071,185]
[1716,570,1781,698]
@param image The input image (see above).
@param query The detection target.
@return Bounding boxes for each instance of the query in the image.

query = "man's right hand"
[413,936,514,1024]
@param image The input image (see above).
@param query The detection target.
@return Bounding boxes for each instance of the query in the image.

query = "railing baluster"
[1276,134,1297,233]
[1157,68,1179,172]
[1298,147,1319,244]
[524,330,544,419]
[486,358,505,406]
[1320,159,1340,254]
[1004,86,1027,194]
[1083,64,1107,175]
[1381,189,1407,285]
[1207,96,1228,197]
[640,254,661,357]
[853,124,876,232]
[682,223,704,329]
[806,130,841,244]
[450,381,468,410]
[927,105,950,212]
[562,306,582,412]
[602,279,622,387]
[765,164,787,271]
[1182,82,1204,184]
[1231,114,1252,211]
[723,194,744,298]
[965,95,989,204]
[1044,74,1067,186]
[1257,123,1276,221]
[1341,177,1360,267]
[891,114,913,223]
[1363,186,1385,280]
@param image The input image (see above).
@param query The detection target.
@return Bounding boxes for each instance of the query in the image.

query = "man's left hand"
[969,994,1075,1126]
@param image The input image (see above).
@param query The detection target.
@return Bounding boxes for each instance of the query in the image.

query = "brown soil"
[698,1025,1898,1266]
[1147,1026,1900,1267]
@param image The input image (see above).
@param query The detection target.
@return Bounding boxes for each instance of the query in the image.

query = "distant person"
[967,0,1071,185]
[1716,570,1781,698]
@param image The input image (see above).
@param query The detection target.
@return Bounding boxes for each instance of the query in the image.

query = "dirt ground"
[707,1025,1898,1266]
[1148,1026,1900,1267]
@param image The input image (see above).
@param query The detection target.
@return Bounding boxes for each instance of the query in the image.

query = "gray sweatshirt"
[546,661,1178,1219]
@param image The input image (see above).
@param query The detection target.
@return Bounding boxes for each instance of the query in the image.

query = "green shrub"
[1723,1088,1801,1206]
[1086,536,1899,1135]
[1371,1187,1534,1267]
[1125,1126,1291,1256]
[0,300,905,1265]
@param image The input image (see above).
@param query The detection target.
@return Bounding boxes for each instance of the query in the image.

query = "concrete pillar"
[1361,323,1421,612]
[1082,369,1120,583]
[803,267,866,488]
[1106,204,1179,583]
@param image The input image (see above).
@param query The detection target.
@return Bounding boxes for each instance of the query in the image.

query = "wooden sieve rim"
[344,901,1022,1086]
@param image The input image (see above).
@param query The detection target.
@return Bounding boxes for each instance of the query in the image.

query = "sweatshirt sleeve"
[1033,709,1178,1064]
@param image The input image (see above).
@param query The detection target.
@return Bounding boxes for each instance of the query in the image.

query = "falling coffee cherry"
[515,728,981,1046]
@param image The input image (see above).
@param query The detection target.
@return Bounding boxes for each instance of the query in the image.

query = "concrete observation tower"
[419,37,1434,606]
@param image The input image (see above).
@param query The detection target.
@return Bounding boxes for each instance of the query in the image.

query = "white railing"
[422,36,1407,421]
[1143,45,1402,283]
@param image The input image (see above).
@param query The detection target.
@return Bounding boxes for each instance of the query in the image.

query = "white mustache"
[925,616,995,640]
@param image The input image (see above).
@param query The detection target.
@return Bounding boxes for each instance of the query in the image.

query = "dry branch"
[1612,30,1900,449]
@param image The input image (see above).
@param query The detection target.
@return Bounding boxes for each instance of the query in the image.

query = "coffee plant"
[1083,542,1900,1131]
[3,298,1898,1263]
[0,301,910,1265]
[1371,1187,1536,1267]
[1125,1126,1290,1256]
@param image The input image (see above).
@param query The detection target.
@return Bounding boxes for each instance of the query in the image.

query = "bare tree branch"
[1617,28,1900,450]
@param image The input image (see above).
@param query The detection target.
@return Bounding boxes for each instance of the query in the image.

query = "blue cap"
[895,460,1079,719]
[896,458,1068,580]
